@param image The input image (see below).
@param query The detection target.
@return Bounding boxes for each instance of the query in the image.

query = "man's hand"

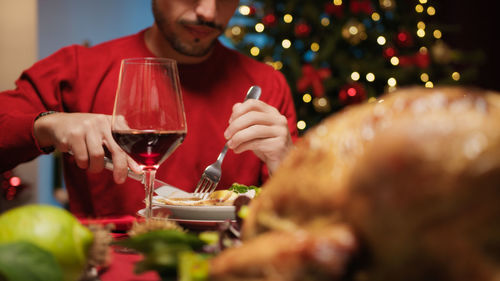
[33,112,140,183]
[224,100,293,174]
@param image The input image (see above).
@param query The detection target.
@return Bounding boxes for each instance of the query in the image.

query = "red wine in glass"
[112,57,187,219]
[112,130,185,167]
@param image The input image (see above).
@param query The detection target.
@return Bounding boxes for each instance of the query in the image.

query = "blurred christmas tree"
[222,0,483,133]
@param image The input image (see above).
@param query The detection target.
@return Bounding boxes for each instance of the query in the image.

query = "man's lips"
[183,24,218,39]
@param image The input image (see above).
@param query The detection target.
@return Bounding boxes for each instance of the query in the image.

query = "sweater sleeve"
[0,46,78,172]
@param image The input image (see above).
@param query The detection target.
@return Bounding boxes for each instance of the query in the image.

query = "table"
[80,216,161,281]
[79,214,218,281]
[100,249,160,281]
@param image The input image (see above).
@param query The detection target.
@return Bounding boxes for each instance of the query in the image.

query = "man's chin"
[173,39,217,58]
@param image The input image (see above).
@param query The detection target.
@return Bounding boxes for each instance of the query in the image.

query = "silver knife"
[103,156,170,188]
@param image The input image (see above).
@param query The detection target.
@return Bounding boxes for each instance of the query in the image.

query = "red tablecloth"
[100,248,160,281]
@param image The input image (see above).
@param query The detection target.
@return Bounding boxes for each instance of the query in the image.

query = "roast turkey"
[210,87,500,281]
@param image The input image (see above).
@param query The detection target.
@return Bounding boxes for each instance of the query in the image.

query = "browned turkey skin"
[210,87,500,281]
[211,225,358,281]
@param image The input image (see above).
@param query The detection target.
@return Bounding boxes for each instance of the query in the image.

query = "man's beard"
[152,1,223,57]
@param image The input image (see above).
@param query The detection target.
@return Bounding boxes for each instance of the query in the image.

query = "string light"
[231,26,242,36]
[377,36,386,45]
[347,88,357,97]
[388,77,397,87]
[390,56,400,66]
[238,5,251,16]
[317,97,328,106]
[311,42,320,52]
[9,177,21,187]
[425,81,434,88]
[366,73,375,82]
[419,0,427,3]
[282,39,292,49]
[368,97,377,103]
[380,0,395,10]
[452,72,461,81]
[255,23,265,33]
[351,71,360,81]
[321,17,330,26]
[250,46,260,56]
[297,120,306,130]
[417,21,426,29]
[333,0,342,6]
[417,29,426,38]
[371,12,381,21]
[266,61,284,70]
[283,14,293,23]
[349,25,359,35]
[427,6,436,16]
[419,46,428,53]
[415,4,424,13]
[303,93,312,103]
[420,73,429,82]
[433,29,442,39]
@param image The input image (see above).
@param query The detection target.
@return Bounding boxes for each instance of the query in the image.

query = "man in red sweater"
[0,0,298,217]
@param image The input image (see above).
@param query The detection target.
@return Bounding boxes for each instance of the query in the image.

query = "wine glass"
[112,58,187,219]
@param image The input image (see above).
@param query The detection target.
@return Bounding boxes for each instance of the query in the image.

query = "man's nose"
[195,0,217,23]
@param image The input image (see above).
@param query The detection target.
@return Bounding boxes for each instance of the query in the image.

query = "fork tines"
[193,177,217,199]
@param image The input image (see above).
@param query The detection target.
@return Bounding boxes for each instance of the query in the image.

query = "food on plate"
[156,183,259,206]
[156,190,238,206]
[210,87,500,281]
[228,183,261,196]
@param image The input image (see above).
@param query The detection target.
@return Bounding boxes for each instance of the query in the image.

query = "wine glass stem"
[143,168,157,220]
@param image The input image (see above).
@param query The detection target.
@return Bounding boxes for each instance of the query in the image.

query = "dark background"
[436,0,500,91]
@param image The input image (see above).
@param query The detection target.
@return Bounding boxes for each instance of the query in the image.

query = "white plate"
[153,185,235,220]
[137,207,234,230]
[152,196,235,220]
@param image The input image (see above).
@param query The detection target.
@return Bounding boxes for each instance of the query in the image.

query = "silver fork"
[193,85,262,199]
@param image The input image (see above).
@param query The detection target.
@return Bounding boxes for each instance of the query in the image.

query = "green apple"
[0,204,93,281]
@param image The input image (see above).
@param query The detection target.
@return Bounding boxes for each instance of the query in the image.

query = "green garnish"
[113,230,206,277]
[228,183,261,196]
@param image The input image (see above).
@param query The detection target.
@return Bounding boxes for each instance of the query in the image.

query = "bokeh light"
[366,73,375,82]
[255,23,265,33]
[351,71,360,81]
[282,39,292,49]
[303,93,312,103]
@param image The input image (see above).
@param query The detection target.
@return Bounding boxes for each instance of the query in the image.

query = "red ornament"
[294,23,311,37]
[383,47,397,59]
[324,3,343,18]
[339,83,367,105]
[414,52,430,68]
[399,52,430,68]
[296,64,332,97]
[262,13,277,26]
[350,0,374,14]
[248,5,256,16]
[396,30,413,47]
